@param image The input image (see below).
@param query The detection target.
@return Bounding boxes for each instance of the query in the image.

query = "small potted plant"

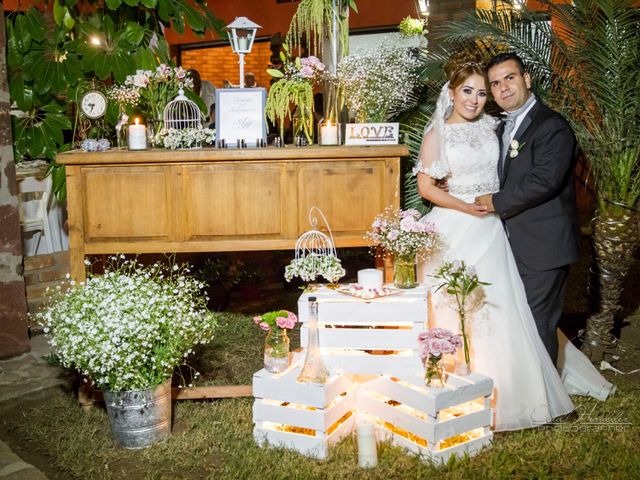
[36,256,217,449]
[253,310,298,373]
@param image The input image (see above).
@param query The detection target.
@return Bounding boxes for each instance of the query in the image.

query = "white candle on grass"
[128,118,147,150]
[357,422,378,468]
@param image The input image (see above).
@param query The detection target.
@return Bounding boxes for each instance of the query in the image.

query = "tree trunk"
[582,204,640,359]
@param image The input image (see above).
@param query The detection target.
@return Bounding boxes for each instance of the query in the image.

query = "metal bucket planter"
[103,380,172,449]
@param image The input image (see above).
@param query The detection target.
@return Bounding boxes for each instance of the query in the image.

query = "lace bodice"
[415,115,500,202]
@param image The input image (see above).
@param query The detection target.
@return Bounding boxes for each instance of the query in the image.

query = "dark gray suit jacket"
[492,100,580,271]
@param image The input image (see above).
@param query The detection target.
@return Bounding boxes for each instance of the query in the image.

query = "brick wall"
[181,41,273,91]
[23,252,70,316]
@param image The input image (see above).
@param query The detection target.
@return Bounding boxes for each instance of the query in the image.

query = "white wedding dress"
[416,116,615,432]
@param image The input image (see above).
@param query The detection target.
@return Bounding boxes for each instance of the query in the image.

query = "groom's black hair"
[486,53,527,75]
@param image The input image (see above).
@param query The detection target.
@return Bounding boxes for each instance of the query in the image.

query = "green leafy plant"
[286,0,358,57]
[266,47,325,143]
[399,16,425,38]
[6,1,225,200]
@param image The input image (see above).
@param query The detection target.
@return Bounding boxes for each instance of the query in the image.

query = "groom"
[475,53,580,365]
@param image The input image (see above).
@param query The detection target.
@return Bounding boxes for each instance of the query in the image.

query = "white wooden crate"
[298,286,428,377]
[360,373,493,462]
[252,365,357,459]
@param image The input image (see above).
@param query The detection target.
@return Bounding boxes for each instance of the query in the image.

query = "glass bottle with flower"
[417,328,462,387]
[253,310,298,373]
[266,46,325,145]
[431,260,490,375]
[367,207,439,289]
[107,85,140,149]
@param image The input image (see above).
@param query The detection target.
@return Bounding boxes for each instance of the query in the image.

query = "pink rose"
[253,316,262,325]
[259,322,271,331]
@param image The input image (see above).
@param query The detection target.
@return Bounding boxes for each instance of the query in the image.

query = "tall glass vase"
[322,0,349,144]
[394,253,417,289]
[297,296,329,384]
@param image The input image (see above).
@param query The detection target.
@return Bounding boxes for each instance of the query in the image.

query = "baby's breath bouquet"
[285,253,345,283]
[36,257,217,391]
[367,207,439,259]
[337,45,419,122]
[155,127,215,149]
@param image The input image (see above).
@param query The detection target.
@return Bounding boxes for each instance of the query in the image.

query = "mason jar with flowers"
[253,310,298,373]
[367,207,439,289]
[266,46,325,145]
[35,256,217,448]
[417,328,462,387]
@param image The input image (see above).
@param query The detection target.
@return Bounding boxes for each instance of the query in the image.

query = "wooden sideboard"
[57,145,408,281]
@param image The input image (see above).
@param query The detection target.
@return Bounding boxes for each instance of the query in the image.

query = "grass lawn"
[1,310,639,480]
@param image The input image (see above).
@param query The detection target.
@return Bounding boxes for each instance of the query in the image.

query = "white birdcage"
[295,207,337,261]
[163,88,203,132]
[285,207,345,284]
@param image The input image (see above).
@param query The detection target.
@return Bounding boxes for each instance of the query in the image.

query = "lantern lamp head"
[226,16,262,55]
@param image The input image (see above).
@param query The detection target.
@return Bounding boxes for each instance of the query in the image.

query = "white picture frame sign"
[215,88,267,147]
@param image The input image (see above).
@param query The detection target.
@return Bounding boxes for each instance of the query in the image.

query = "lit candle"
[128,118,147,150]
[358,268,383,291]
[357,422,378,468]
[320,122,339,145]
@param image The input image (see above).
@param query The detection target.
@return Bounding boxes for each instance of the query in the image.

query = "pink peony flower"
[253,316,262,325]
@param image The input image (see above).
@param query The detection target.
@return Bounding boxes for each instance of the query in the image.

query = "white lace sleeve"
[412,127,450,179]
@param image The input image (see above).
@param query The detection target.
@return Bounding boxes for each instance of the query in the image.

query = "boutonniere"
[509,139,525,158]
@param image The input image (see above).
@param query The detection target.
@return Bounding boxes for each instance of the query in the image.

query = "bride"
[414,56,615,432]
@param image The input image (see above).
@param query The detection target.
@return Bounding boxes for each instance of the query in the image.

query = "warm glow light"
[89,36,101,46]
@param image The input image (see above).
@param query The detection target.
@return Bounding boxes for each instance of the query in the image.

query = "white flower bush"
[337,44,419,123]
[284,253,345,283]
[36,257,217,391]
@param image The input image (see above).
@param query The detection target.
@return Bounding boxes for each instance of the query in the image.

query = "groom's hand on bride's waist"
[475,194,495,213]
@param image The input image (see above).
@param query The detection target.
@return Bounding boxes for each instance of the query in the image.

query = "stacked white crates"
[252,285,493,462]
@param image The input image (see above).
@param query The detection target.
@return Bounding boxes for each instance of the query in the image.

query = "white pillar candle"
[320,123,339,145]
[128,118,147,150]
[358,268,383,291]
[237,36,248,51]
[356,422,378,468]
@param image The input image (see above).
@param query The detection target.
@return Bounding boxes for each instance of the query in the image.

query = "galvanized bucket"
[103,380,172,449]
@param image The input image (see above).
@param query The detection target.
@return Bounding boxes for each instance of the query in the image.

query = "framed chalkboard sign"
[215,88,267,148]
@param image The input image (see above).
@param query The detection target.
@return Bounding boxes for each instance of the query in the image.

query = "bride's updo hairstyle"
[444,51,487,90]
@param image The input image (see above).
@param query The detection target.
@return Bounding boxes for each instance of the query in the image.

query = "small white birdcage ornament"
[284,207,346,284]
[163,88,203,140]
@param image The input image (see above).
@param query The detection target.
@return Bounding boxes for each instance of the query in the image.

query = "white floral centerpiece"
[155,127,216,150]
[285,253,345,283]
[36,256,217,391]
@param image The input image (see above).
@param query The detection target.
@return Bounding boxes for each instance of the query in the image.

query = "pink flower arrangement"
[253,310,298,333]
[417,328,462,361]
[367,207,439,259]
